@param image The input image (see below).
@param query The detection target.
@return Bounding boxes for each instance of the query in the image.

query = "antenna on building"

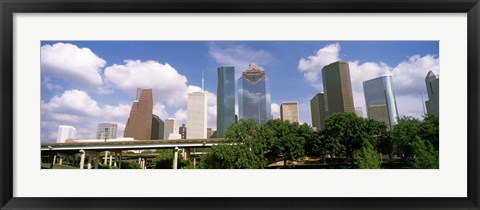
[202,70,204,91]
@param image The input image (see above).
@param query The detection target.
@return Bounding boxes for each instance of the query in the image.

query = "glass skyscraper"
[217,66,235,138]
[363,75,399,129]
[238,63,272,124]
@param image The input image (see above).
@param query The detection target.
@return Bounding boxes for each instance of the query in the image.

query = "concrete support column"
[185,148,191,160]
[109,155,113,166]
[87,155,92,169]
[173,147,178,169]
[182,149,186,160]
[59,158,63,165]
[138,158,141,164]
[79,150,86,170]
[53,155,57,165]
[193,157,196,169]
[104,151,109,164]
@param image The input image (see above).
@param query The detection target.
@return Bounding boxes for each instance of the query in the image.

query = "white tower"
[187,91,207,139]
[56,125,77,143]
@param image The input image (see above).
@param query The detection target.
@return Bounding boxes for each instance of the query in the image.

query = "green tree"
[419,114,439,151]
[357,138,382,169]
[406,137,439,169]
[199,119,268,169]
[323,113,366,162]
[263,119,305,167]
[153,149,191,169]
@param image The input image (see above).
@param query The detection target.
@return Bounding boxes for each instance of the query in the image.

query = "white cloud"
[105,60,189,107]
[271,103,280,119]
[153,103,169,120]
[297,43,341,90]
[174,109,187,124]
[41,43,106,90]
[208,43,273,79]
[41,90,132,143]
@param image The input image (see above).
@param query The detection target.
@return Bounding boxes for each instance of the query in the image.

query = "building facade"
[96,122,117,140]
[280,102,299,123]
[56,125,77,143]
[151,115,164,140]
[124,88,153,140]
[322,61,355,115]
[425,71,439,116]
[164,118,181,140]
[355,107,364,118]
[310,93,327,131]
[238,63,272,124]
[363,75,399,129]
[217,66,235,138]
[187,91,207,139]
[179,124,187,139]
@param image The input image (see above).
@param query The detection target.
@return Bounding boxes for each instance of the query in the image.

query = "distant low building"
[96,122,117,140]
[56,125,77,143]
[280,101,299,123]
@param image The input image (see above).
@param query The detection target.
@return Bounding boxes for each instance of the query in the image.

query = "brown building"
[322,61,355,115]
[280,102,299,123]
[124,88,153,140]
[310,93,327,131]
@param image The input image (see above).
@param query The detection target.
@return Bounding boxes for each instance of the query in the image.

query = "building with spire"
[238,63,272,124]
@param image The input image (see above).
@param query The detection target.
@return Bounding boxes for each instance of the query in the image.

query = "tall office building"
[280,102,299,123]
[238,63,272,124]
[322,61,355,115]
[56,125,77,143]
[425,71,439,116]
[187,92,207,139]
[179,124,187,139]
[151,114,164,140]
[96,122,117,140]
[363,75,399,129]
[310,93,327,131]
[124,88,153,140]
[164,118,181,139]
[217,66,235,138]
[355,107,364,118]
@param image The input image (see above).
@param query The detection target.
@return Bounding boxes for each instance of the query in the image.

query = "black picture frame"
[1,0,479,209]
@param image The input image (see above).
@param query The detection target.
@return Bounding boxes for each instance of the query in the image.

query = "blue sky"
[40,41,439,143]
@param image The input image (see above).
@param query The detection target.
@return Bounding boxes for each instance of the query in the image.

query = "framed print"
[1,0,479,209]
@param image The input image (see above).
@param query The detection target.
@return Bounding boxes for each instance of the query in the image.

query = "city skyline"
[41,41,439,143]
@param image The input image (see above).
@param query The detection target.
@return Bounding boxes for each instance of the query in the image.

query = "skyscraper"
[56,125,77,143]
[164,118,181,139]
[355,107,364,118]
[124,88,153,140]
[280,102,299,123]
[238,63,272,124]
[322,61,355,115]
[96,122,117,140]
[151,114,164,140]
[425,71,439,116]
[217,66,235,138]
[179,124,187,139]
[187,91,207,139]
[310,93,327,131]
[363,75,399,129]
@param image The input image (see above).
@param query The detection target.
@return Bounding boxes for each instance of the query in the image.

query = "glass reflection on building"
[217,66,235,138]
[238,63,272,124]
[363,75,399,129]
